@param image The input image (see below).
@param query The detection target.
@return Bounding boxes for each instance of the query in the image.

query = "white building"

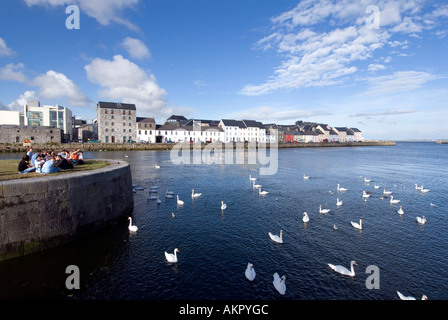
[137,117,156,143]
[219,119,267,143]
[155,124,224,143]
[0,110,23,125]
[24,102,73,141]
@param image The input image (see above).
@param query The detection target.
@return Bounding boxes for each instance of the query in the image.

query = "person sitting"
[55,154,73,169]
[41,156,61,174]
[18,154,36,174]
[69,149,80,165]
[34,155,46,173]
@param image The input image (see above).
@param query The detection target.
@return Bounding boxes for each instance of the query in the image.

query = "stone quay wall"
[0,160,133,261]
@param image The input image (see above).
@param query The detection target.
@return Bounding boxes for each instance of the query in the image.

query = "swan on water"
[259,188,269,195]
[273,273,286,295]
[252,181,262,189]
[171,213,175,218]
[421,187,430,193]
[191,189,202,198]
[128,217,138,232]
[415,184,422,190]
[177,195,184,205]
[337,184,348,192]
[383,188,392,195]
[397,291,428,300]
[165,248,179,263]
[416,216,427,225]
[336,198,343,206]
[351,219,363,230]
[302,212,310,223]
[390,196,400,204]
[156,196,161,205]
[397,206,404,215]
[362,191,370,198]
[364,177,371,183]
[154,164,160,169]
[269,230,283,243]
[221,201,227,210]
[333,225,338,230]
[430,202,436,207]
[319,205,330,214]
[303,174,310,180]
[249,174,257,181]
[245,263,256,281]
[328,260,357,277]
[374,184,380,189]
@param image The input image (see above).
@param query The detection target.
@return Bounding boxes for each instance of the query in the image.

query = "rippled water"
[1,142,447,300]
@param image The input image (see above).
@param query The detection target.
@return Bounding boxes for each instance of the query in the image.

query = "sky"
[0,0,447,140]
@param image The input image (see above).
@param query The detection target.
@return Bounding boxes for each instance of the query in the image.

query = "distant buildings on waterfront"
[0,100,362,144]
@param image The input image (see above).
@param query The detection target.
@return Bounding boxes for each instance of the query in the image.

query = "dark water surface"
[0,142,447,300]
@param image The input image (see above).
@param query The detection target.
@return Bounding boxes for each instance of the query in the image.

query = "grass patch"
[0,159,110,182]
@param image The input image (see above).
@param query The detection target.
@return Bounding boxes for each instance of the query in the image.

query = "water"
[0,142,447,300]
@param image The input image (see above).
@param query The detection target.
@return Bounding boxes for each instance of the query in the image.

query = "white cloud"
[0,37,15,57]
[33,70,90,106]
[363,71,436,95]
[85,55,169,117]
[229,106,332,123]
[367,64,386,72]
[24,0,140,31]
[7,91,39,112]
[121,37,151,60]
[0,63,27,82]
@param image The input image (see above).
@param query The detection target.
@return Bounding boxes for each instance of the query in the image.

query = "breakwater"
[0,141,395,153]
[0,159,133,261]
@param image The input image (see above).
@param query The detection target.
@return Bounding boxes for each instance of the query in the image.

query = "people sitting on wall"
[30,149,41,166]
[69,149,82,165]
[34,154,46,173]
[40,156,61,174]
[55,154,73,169]
[18,154,37,174]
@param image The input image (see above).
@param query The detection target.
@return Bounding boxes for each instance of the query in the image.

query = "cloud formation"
[85,55,168,117]
[121,37,151,60]
[240,0,446,96]
[0,37,15,57]
[24,0,140,31]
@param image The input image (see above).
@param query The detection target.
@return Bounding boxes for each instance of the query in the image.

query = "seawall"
[0,160,133,261]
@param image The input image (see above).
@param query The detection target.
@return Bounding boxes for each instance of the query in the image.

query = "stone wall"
[0,125,62,144]
[0,160,133,261]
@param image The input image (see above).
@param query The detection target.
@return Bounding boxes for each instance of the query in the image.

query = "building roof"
[242,120,264,128]
[350,127,362,132]
[97,101,136,110]
[220,119,246,128]
[136,117,156,123]
[167,115,187,121]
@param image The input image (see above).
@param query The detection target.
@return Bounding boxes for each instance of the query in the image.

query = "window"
[128,110,131,115]
[111,109,114,114]
[144,130,147,135]
[105,128,109,132]
[129,129,132,132]
[123,116,126,120]
[139,130,141,134]
[104,109,108,114]
[111,128,114,132]
[111,122,114,126]
[105,136,109,143]
[129,123,131,126]
[123,129,126,133]
[111,115,114,119]
[123,110,126,115]
[123,123,126,126]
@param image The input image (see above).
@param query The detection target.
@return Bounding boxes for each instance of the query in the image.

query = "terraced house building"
[97,101,136,143]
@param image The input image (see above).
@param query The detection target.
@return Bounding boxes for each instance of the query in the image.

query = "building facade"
[137,117,156,143]
[97,101,137,143]
[0,125,62,144]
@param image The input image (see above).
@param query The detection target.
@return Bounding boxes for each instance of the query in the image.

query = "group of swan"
[415,184,430,193]
[244,263,286,295]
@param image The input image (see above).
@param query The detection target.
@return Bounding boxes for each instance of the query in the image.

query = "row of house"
[0,100,363,144]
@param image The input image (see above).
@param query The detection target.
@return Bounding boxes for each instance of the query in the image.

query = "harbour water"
[0,142,447,300]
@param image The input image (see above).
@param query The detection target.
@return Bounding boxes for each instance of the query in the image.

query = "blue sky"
[0,0,447,140]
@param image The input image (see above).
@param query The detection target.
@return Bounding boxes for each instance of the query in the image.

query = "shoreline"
[0,141,396,153]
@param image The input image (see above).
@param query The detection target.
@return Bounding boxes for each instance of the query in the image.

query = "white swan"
[171,212,175,218]
[252,181,262,189]
[128,217,138,232]
[364,177,371,183]
[191,189,202,198]
[397,291,428,300]
[337,184,347,192]
[302,212,309,223]
[221,201,227,210]
[165,248,179,263]
[374,184,380,189]
[414,184,422,190]
[336,198,343,206]
[351,219,363,230]
[177,195,184,205]
[328,260,357,277]
[430,202,436,207]
[166,188,174,195]
[416,216,427,225]
[397,206,404,215]
[303,174,310,180]
[154,164,160,169]
[259,188,269,195]
[319,205,330,214]
[165,191,173,199]
[157,196,161,204]
[421,187,430,193]
[249,174,257,181]
[383,188,392,195]
[362,191,370,198]
[245,262,256,281]
[269,230,283,243]
[333,225,338,230]
[390,196,400,204]
[273,272,286,295]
